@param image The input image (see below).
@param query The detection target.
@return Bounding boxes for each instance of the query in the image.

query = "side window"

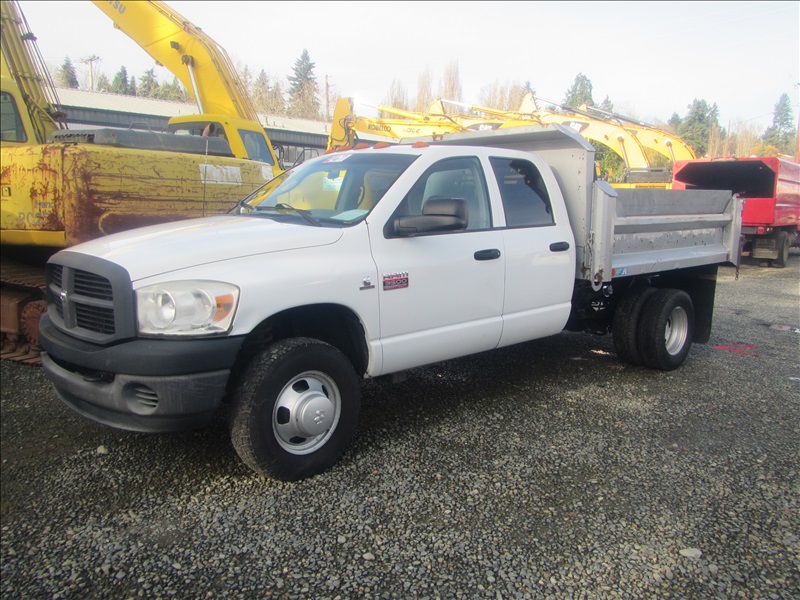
[238,129,275,165]
[392,156,491,232]
[0,91,27,143]
[490,157,554,227]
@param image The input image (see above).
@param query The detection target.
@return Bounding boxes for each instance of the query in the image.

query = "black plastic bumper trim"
[39,314,245,376]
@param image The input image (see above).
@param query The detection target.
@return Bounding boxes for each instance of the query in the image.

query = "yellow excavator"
[516,96,696,166]
[329,95,695,186]
[425,96,664,183]
[89,0,280,164]
[0,0,281,361]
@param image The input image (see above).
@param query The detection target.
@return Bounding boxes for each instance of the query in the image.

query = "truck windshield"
[238,152,417,226]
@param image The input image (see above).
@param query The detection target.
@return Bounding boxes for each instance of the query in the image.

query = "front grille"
[75,303,116,334]
[51,264,63,287]
[74,271,114,300]
[45,254,136,344]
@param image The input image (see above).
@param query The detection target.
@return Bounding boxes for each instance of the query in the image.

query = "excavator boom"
[330,97,655,175]
[90,0,258,122]
[553,101,696,162]
[0,0,65,144]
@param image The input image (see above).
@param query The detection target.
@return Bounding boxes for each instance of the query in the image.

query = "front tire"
[637,289,695,371]
[230,338,361,481]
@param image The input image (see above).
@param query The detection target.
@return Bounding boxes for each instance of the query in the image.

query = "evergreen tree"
[677,99,721,158]
[55,57,79,89]
[238,64,253,97]
[252,70,285,115]
[95,73,111,93]
[562,73,594,108]
[598,96,614,112]
[286,49,321,120]
[159,76,189,102]
[128,76,137,97]
[267,81,286,116]
[762,93,796,155]
[110,66,131,95]
[137,68,160,98]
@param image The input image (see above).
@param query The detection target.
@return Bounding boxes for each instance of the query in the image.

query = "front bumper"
[39,314,245,432]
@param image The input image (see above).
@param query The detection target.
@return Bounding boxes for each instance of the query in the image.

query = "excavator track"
[1,257,47,365]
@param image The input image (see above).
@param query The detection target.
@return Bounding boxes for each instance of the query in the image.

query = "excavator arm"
[90,0,258,122]
[560,102,696,163]
[0,0,65,145]
[329,96,681,185]
[327,97,471,151]
[426,97,654,172]
[91,0,279,169]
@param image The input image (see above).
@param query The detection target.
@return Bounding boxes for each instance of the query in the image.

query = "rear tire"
[774,231,789,268]
[612,286,657,366]
[230,337,360,481]
[637,289,695,371]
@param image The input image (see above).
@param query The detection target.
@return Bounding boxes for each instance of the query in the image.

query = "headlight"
[136,281,239,337]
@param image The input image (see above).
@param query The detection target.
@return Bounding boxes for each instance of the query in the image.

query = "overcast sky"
[17,1,800,132]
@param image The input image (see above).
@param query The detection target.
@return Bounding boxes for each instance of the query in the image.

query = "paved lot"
[2,255,799,599]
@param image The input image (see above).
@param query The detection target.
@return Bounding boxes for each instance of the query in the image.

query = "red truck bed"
[672,156,799,228]
[672,156,799,266]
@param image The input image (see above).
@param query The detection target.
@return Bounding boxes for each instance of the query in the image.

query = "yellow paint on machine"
[0,143,270,248]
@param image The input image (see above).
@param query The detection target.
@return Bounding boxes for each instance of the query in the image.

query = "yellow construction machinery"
[89,0,279,164]
[329,95,695,186]
[0,0,281,361]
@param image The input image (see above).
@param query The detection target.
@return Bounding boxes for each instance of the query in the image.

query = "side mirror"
[391,197,468,237]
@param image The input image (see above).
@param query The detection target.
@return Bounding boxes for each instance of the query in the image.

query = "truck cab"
[38,142,577,478]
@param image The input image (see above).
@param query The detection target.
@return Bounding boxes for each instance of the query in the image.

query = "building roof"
[55,87,331,135]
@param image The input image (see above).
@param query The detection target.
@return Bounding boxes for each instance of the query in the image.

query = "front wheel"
[637,289,695,371]
[230,338,361,481]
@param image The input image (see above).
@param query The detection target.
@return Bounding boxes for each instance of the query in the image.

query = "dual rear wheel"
[613,287,695,371]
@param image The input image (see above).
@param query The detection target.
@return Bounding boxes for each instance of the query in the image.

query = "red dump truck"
[672,156,800,268]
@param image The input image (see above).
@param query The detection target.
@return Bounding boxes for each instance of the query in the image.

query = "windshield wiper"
[256,203,321,226]
[234,183,270,212]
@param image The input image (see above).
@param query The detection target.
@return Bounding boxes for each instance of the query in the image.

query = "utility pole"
[81,55,100,91]
[325,75,330,122]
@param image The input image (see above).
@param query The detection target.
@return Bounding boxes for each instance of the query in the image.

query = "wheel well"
[567,264,720,343]
[231,304,369,382]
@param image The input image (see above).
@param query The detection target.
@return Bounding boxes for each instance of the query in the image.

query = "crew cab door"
[489,155,576,347]
[368,156,505,374]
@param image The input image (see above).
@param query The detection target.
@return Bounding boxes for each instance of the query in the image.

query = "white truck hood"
[67,215,344,281]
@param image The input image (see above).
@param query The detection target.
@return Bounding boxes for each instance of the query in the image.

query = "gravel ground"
[2,255,799,600]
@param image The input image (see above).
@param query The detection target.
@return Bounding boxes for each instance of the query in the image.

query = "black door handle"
[474,249,501,261]
[549,241,570,252]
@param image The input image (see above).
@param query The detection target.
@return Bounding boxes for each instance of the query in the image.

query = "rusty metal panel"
[2,142,271,248]
[1,144,66,238]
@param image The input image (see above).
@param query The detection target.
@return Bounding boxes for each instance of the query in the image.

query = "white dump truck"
[38,125,742,481]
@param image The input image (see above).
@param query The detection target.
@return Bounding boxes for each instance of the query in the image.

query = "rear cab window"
[489,157,554,227]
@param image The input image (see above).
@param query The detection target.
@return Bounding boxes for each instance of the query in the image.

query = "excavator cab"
[0,89,28,144]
